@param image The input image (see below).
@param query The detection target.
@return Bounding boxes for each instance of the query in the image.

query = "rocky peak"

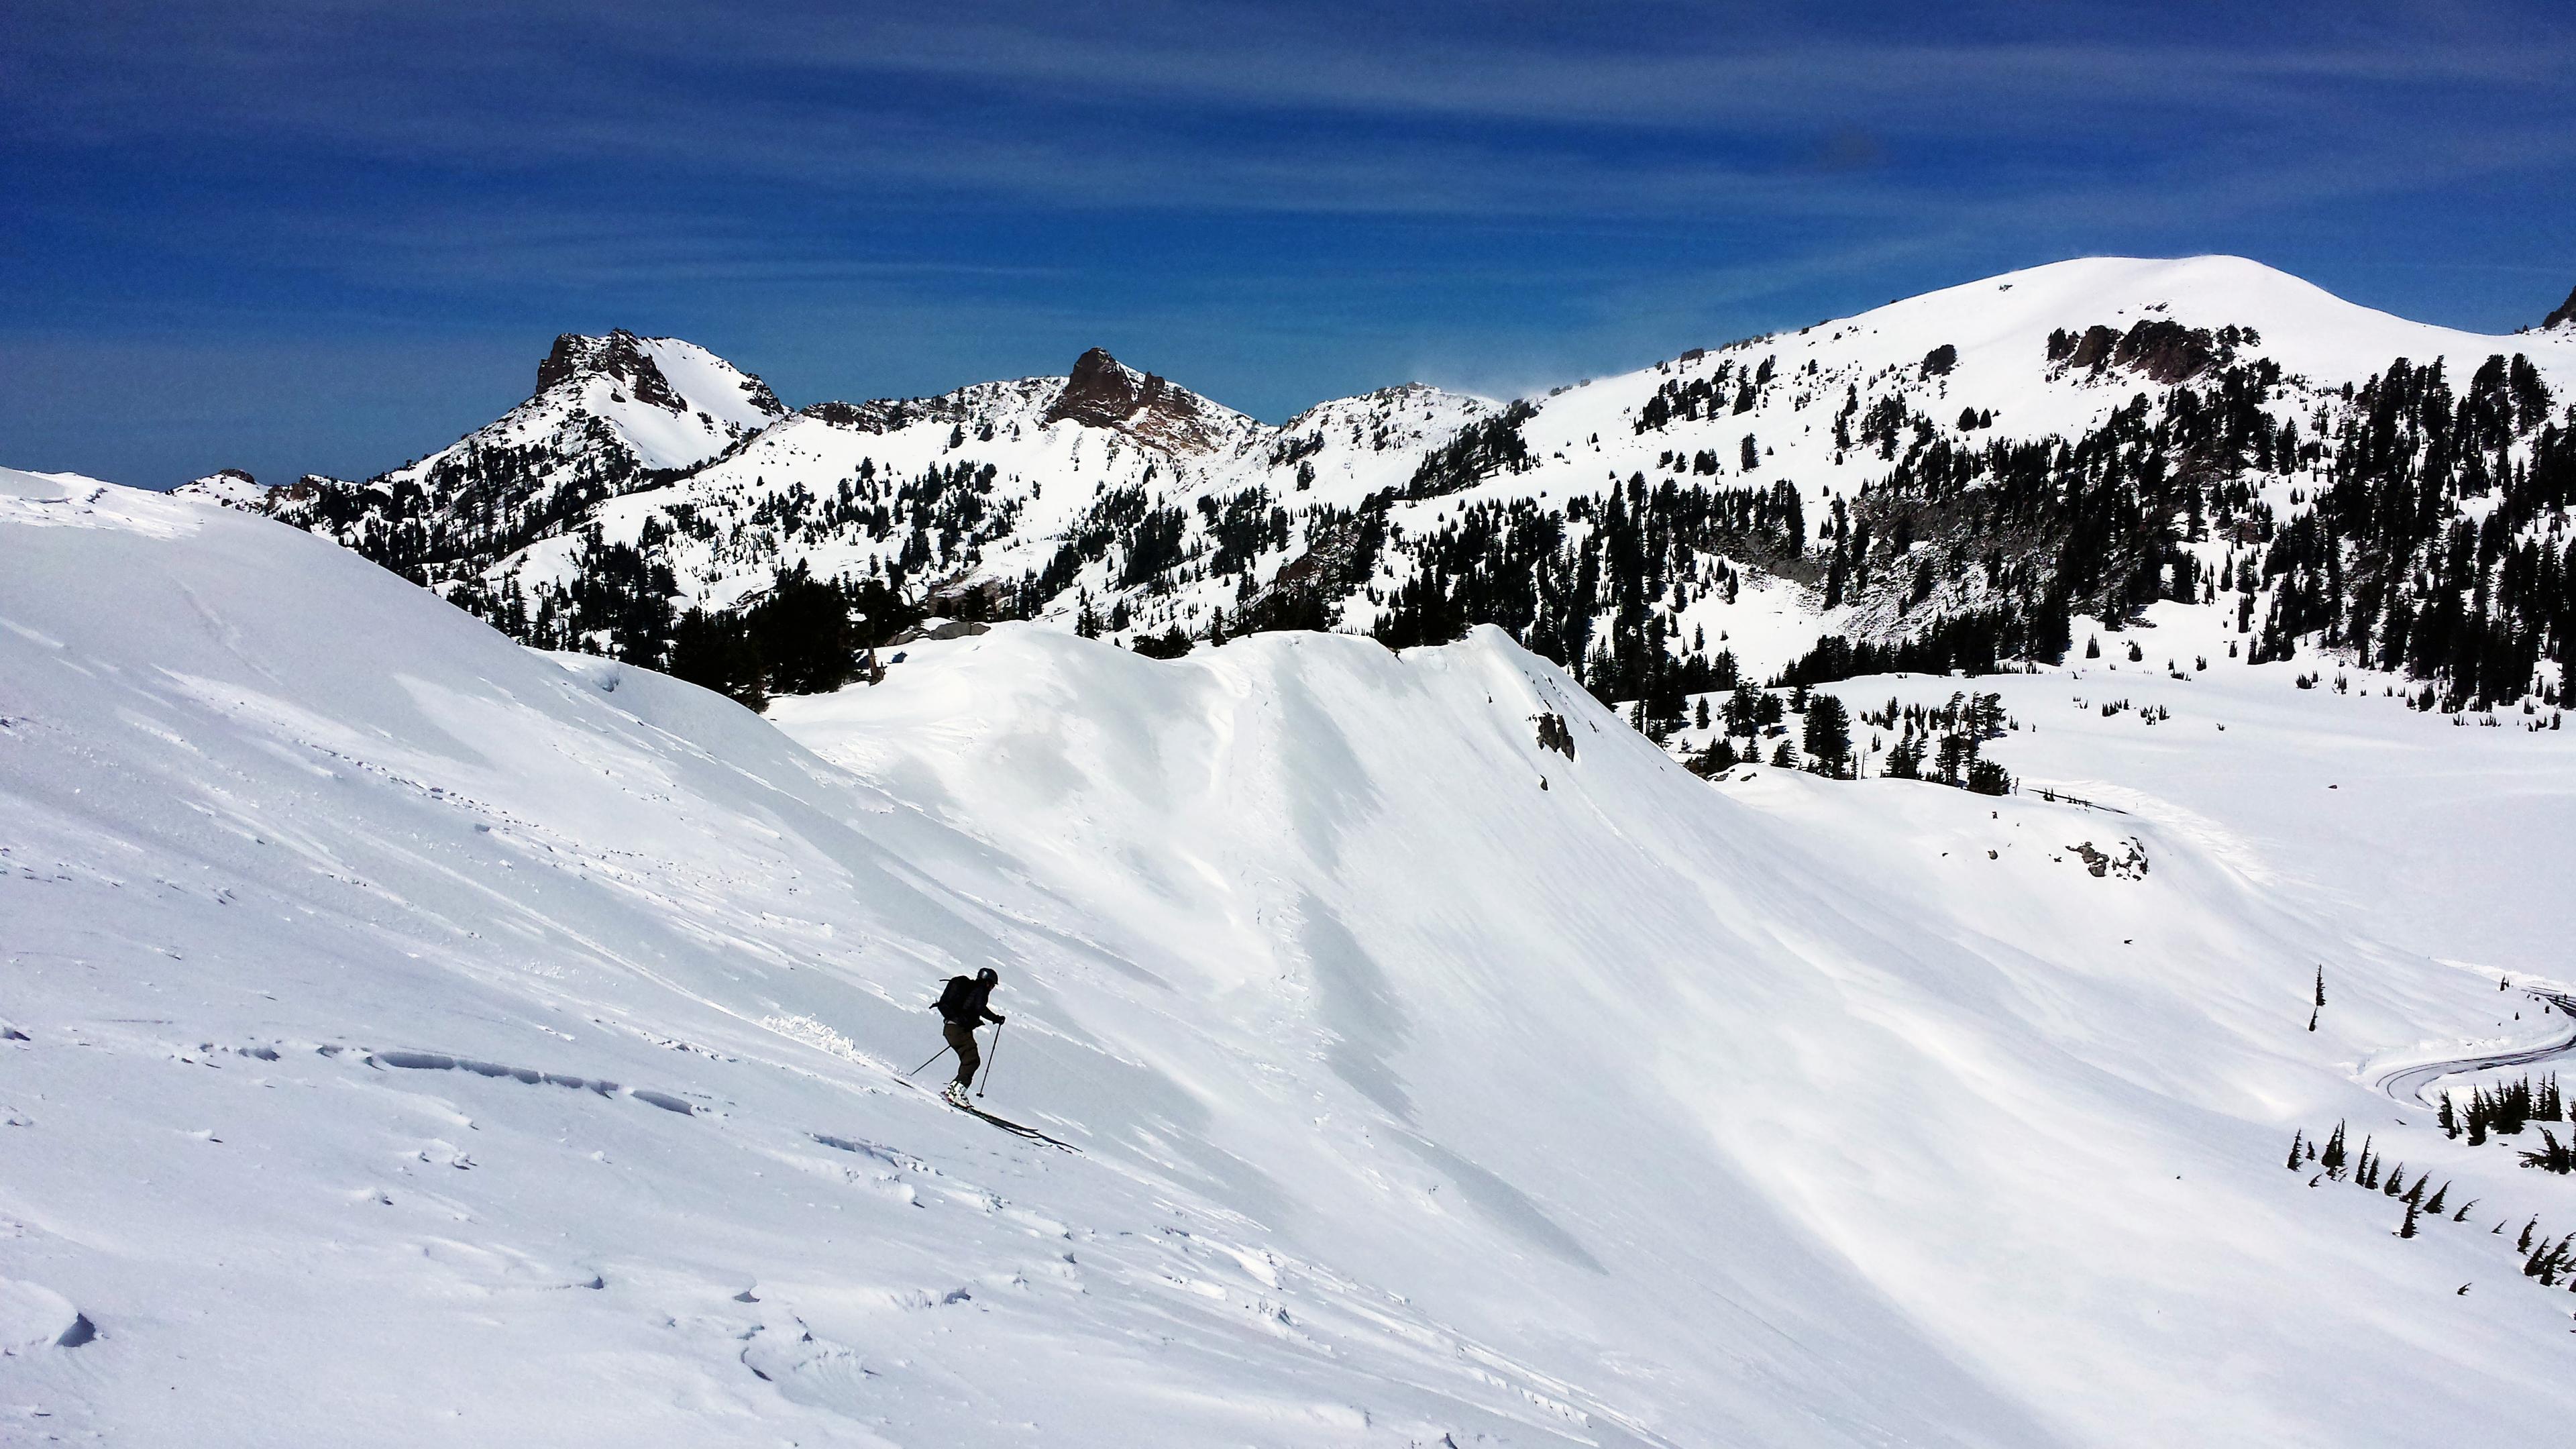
[2546,284,2576,332]
[1044,347,1227,453]
[533,330,688,412]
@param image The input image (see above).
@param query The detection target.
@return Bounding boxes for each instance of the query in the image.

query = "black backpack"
[934,975,975,1022]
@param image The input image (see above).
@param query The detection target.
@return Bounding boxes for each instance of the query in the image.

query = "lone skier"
[933,967,1006,1106]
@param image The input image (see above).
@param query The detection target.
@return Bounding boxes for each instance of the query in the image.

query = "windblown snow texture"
[9,463,2576,1444]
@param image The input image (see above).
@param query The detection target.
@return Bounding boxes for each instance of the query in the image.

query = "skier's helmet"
[977,967,999,985]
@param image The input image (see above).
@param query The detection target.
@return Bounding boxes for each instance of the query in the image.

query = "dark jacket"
[937,975,1005,1027]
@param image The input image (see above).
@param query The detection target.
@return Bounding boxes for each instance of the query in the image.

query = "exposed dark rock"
[2546,284,2576,331]
[535,330,687,412]
[1044,348,1226,453]
[2065,324,2121,370]
[2053,319,2229,383]
[2070,838,2149,880]
[801,396,967,434]
[2112,319,2219,383]
[1046,347,1152,429]
[1535,712,1576,759]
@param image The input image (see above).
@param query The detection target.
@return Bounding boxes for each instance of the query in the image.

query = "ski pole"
[977,1021,1004,1099]
[906,1042,951,1077]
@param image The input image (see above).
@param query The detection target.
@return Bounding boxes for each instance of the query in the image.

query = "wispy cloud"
[4,0,2569,486]
[12,1,2571,219]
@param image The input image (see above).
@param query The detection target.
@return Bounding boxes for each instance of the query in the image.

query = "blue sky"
[5,1,2572,488]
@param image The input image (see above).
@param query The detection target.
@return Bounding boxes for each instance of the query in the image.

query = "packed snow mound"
[7,476,2576,1446]
[1825,254,2576,392]
[3,465,205,536]
[1515,253,2576,477]
[170,467,271,508]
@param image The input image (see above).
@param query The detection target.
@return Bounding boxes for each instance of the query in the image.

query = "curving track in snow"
[2374,990,2576,1109]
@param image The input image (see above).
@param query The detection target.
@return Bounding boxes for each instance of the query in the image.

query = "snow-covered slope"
[1521,252,2576,500]
[11,466,2576,1445]
[174,468,272,508]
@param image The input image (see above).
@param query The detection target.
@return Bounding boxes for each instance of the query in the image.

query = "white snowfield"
[6,466,2576,1446]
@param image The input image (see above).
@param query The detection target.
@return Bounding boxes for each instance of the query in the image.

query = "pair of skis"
[904,1026,1079,1152]
[949,1096,1080,1152]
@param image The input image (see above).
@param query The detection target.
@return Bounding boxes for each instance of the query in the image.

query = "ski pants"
[945,1020,981,1087]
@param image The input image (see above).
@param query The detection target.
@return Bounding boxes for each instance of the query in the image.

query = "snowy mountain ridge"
[187,328,790,583]
[179,257,2576,729]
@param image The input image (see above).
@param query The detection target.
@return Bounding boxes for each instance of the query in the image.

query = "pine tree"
[2521,1127,2575,1174]
[2285,1129,2305,1170]
[1802,694,1854,778]
[1724,685,1762,738]
[2320,1120,2348,1178]
[1884,733,1924,780]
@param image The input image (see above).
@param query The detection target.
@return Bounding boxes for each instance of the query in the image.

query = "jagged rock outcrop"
[1044,347,1231,453]
[536,331,685,411]
[2047,317,2245,383]
[535,329,783,418]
